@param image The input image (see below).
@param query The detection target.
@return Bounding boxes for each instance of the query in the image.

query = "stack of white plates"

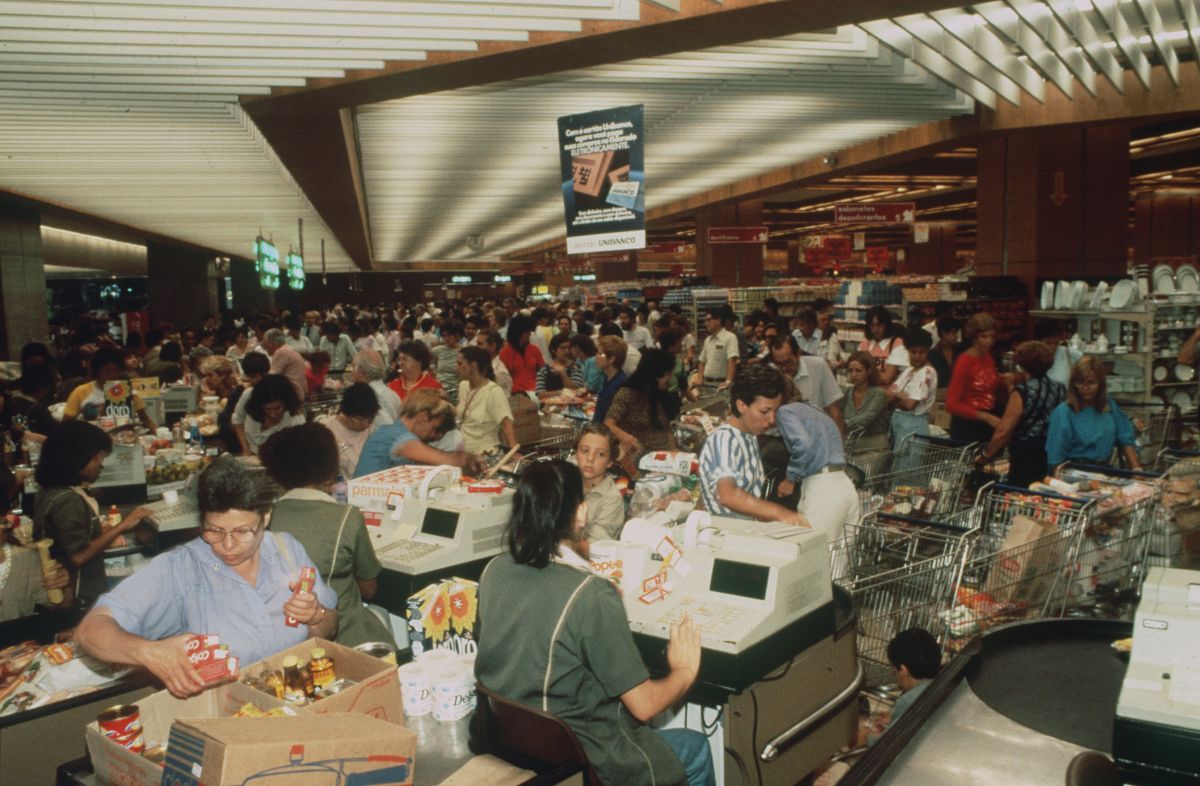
[1178,264,1199,294]
[1110,279,1136,309]
[1153,264,1177,294]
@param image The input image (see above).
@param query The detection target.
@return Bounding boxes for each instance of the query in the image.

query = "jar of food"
[309,648,336,689]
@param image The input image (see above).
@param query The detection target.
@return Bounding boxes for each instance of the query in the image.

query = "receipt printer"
[1114,567,1200,785]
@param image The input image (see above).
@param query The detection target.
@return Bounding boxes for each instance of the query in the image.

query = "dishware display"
[1055,280,1070,309]
[1153,264,1177,294]
[1175,363,1196,382]
[1090,281,1108,310]
[1172,390,1192,411]
[1178,264,1199,293]
[1040,281,1055,310]
[1154,365,1169,382]
[1109,280,1135,309]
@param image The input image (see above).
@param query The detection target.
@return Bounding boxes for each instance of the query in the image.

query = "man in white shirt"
[697,307,740,389]
[791,308,822,357]
[768,335,845,434]
[283,315,314,354]
[619,308,653,350]
[262,328,307,402]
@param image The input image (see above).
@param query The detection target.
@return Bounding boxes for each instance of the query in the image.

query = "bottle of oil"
[309,648,335,690]
[281,656,307,704]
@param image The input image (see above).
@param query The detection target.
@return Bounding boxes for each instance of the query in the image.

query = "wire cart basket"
[844,427,892,482]
[829,511,977,689]
[946,483,1095,651]
[1051,463,1166,608]
[858,435,981,519]
[672,385,728,454]
[1150,448,1200,569]
[1116,400,1177,468]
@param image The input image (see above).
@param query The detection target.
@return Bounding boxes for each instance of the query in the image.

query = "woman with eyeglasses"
[75,457,338,698]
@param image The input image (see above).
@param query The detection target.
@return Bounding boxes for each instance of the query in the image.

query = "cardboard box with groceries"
[163,713,415,786]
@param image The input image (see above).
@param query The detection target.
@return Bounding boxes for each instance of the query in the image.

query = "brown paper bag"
[983,515,1066,605]
[508,394,542,446]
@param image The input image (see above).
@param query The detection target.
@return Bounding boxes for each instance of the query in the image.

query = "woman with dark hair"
[456,346,516,453]
[476,460,713,786]
[75,457,338,696]
[604,348,679,464]
[499,314,544,395]
[33,421,154,608]
[316,383,380,480]
[859,306,905,385]
[259,424,393,648]
[1045,356,1140,469]
[946,312,1001,444]
[592,335,628,424]
[232,373,305,456]
[535,332,584,398]
[386,339,443,402]
[978,340,1066,487]
[842,350,891,463]
[144,340,183,384]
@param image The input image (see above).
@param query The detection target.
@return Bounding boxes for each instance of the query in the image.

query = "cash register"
[1114,566,1200,784]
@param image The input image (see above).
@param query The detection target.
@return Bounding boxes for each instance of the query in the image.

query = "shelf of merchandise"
[1030,300,1200,410]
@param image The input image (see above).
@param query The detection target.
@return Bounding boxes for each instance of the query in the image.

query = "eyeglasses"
[200,526,260,544]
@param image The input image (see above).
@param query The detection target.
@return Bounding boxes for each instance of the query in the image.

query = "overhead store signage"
[557,104,645,255]
[493,274,512,283]
[573,273,597,282]
[707,227,769,244]
[286,252,304,290]
[834,203,916,224]
[450,275,472,283]
[254,237,280,290]
[646,242,687,254]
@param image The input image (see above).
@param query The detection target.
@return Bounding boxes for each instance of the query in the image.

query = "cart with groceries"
[1150,448,1200,569]
[858,435,981,519]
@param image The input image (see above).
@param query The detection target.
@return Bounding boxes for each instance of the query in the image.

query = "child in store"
[887,328,938,474]
[859,627,941,747]
[572,424,626,546]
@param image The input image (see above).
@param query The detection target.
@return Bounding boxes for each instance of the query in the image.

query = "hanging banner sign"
[833,203,916,224]
[558,104,645,255]
[707,227,769,244]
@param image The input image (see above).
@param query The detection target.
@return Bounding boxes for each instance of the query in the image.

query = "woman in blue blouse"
[1045,357,1140,470]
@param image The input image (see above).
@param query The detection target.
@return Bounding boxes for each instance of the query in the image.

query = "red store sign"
[707,226,769,244]
[833,203,916,224]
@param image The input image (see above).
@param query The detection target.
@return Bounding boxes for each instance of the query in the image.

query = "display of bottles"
[309,648,335,689]
[264,669,286,700]
[281,656,307,703]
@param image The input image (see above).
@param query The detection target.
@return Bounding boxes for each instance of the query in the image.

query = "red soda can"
[98,704,145,753]
[286,566,317,627]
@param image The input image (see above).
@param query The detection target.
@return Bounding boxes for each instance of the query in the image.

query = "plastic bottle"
[107,505,122,529]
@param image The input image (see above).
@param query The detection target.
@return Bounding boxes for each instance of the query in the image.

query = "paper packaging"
[982,515,1068,604]
[406,578,479,658]
[638,450,699,477]
[163,713,416,786]
[508,394,542,446]
[589,539,650,597]
[86,681,288,786]
[246,637,405,725]
[347,464,460,512]
[397,661,433,717]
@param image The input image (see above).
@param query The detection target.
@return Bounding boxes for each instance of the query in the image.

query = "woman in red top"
[387,339,444,401]
[499,314,544,395]
[946,312,1001,444]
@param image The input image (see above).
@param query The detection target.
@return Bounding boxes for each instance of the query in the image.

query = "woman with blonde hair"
[1045,356,1140,469]
[353,388,484,477]
[842,350,890,463]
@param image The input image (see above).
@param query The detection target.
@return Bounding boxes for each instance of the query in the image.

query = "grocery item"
[97,704,145,754]
[281,656,307,704]
[285,566,317,627]
[309,648,335,689]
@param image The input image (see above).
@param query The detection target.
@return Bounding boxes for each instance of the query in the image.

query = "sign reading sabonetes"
[558,105,645,255]
[833,203,916,224]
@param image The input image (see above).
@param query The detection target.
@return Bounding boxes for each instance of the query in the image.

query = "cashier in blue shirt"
[1044,357,1140,470]
[775,401,860,544]
[74,457,339,697]
[352,388,485,478]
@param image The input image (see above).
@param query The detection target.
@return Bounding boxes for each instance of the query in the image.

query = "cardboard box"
[244,638,405,725]
[163,713,415,786]
[86,681,288,786]
[508,395,542,446]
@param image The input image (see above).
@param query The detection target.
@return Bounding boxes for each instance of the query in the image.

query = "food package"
[982,515,1068,605]
[406,578,478,658]
[637,451,699,477]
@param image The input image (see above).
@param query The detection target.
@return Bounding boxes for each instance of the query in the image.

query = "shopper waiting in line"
[536,332,585,398]
[319,321,357,375]
[232,373,305,456]
[1045,356,1140,470]
[259,424,394,649]
[75,457,338,696]
[499,314,544,396]
[570,334,604,394]
[604,348,679,470]
[775,399,859,545]
[887,328,938,473]
[945,312,1001,444]
[455,346,516,454]
[477,329,513,397]
[859,627,941,747]
[62,347,157,431]
[475,460,715,786]
[842,351,891,465]
[573,424,625,544]
[698,364,809,525]
[387,339,443,402]
[859,306,905,385]
[978,341,1066,488]
[696,306,740,390]
[592,335,629,424]
[315,383,380,481]
[349,349,400,425]
[928,315,962,389]
[431,319,464,404]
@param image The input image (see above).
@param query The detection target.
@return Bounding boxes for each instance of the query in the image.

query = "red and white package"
[285,566,317,627]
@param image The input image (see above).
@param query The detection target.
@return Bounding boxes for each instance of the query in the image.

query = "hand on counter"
[119,506,155,533]
[667,613,701,687]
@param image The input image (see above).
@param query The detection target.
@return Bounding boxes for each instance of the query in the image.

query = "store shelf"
[1151,380,1199,387]
[1029,309,1151,321]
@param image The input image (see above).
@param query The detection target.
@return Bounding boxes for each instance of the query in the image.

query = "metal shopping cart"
[946,483,1094,651]
[1116,400,1177,468]
[1151,449,1200,569]
[845,427,892,482]
[1052,463,1166,610]
[829,511,977,689]
[858,435,981,519]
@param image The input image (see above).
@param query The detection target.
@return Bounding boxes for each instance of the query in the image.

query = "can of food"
[319,678,356,697]
[353,641,397,665]
[98,704,145,753]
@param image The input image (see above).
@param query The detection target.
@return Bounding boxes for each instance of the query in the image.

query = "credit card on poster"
[606,180,640,210]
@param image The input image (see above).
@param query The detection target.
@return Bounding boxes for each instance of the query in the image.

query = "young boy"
[887,328,938,472]
[863,627,941,746]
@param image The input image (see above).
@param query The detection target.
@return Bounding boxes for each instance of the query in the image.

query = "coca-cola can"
[98,704,145,754]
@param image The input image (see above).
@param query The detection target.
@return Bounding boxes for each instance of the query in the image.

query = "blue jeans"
[656,728,716,786]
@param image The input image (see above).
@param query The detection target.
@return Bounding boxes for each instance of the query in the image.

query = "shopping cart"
[1052,463,1165,608]
[845,427,891,482]
[304,389,342,421]
[946,483,1094,650]
[1116,400,1177,468]
[858,435,981,520]
[671,385,728,453]
[1150,449,1200,569]
[829,511,976,688]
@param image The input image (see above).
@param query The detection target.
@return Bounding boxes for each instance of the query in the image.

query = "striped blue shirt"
[699,423,764,518]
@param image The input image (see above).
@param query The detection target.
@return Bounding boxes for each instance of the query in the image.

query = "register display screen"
[421,508,460,540]
[709,559,770,600]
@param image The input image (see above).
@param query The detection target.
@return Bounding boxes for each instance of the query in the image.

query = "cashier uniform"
[775,401,861,545]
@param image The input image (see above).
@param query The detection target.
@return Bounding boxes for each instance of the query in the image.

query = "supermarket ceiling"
[1,0,1199,274]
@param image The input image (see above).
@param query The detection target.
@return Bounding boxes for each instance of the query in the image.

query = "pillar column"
[976,125,1129,293]
[695,199,765,287]
[1133,189,1200,264]
[228,257,275,314]
[902,223,959,275]
[147,243,220,329]
[0,208,50,360]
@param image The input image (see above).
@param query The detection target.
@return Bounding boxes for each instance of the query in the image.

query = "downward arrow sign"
[1050,171,1068,206]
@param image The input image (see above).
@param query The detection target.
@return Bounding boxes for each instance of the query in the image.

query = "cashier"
[353,388,485,477]
[75,457,338,698]
[697,364,809,526]
[61,347,156,432]
[476,460,715,786]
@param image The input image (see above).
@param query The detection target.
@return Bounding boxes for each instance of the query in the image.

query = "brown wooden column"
[0,207,49,360]
[976,125,1129,293]
[695,199,765,286]
[902,222,959,274]
[1134,189,1200,263]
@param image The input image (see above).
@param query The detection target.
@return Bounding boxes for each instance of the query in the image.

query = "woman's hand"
[979,413,1001,428]
[618,432,640,457]
[119,506,155,533]
[666,614,701,685]
[284,582,322,626]
[135,634,207,698]
[42,560,71,592]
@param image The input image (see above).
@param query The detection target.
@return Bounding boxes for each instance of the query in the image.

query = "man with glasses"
[75,457,338,698]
